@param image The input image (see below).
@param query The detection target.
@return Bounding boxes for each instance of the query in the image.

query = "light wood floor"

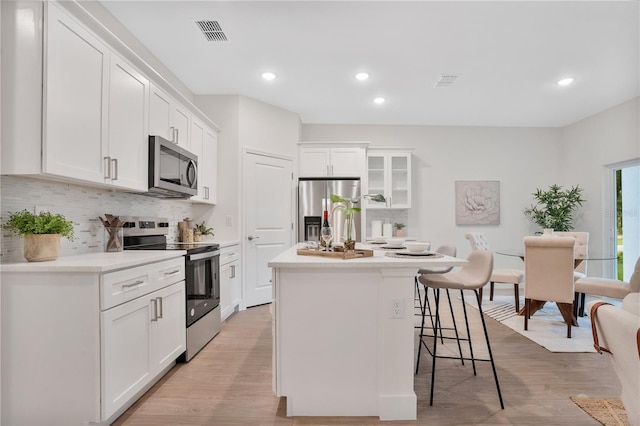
[114,296,618,425]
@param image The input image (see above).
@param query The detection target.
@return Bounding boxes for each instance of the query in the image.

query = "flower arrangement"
[330,193,386,243]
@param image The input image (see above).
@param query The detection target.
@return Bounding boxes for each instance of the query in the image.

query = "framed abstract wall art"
[455,180,500,225]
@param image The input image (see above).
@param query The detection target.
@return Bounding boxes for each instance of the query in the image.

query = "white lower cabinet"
[1,256,186,425]
[101,281,185,420]
[101,292,153,420]
[220,244,242,321]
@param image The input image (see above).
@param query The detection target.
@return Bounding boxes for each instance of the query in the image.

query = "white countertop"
[0,251,186,273]
[268,243,467,269]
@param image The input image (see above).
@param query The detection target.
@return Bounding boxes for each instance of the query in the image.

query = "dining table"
[496,249,617,320]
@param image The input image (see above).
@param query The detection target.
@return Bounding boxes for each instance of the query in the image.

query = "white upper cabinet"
[149,83,190,150]
[189,120,217,204]
[299,144,367,178]
[366,151,412,209]
[1,1,219,193]
[43,2,109,184]
[202,128,218,204]
[106,53,150,191]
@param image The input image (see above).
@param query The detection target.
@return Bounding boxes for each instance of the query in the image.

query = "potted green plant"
[394,223,406,237]
[330,193,386,250]
[2,209,74,262]
[194,221,214,242]
[524,184,585,232]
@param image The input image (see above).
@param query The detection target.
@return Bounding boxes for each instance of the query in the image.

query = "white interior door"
[244,151,294,307]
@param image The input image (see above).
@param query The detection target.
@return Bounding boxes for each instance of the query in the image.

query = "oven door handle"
[187,250,221,262]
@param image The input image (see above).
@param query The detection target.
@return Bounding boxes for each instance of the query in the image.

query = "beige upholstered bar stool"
[414,245,463,365]
[416,250,504,408]
[465,232,524,312]
[414,245,457,320]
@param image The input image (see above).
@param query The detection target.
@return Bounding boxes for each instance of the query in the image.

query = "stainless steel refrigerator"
[298,177,361,243]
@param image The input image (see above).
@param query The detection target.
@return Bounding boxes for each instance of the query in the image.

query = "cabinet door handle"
[204,186,209,200]
[156,296,163,319]
[151,298,158,322]
[331,165,334,175]
[111,158,118,181]
[175,128,179,144]
[230,264,235,279]
[169,126,176,143]
[164,269,180,277]
[104,156,111,179]
[326,165,330,176]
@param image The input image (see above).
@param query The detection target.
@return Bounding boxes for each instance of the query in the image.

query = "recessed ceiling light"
[355,72,370,81]
[557,77,575,86]
[261,72,277,81]
[373,97,385,105]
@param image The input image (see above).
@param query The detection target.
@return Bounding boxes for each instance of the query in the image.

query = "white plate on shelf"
[396,249,436,256]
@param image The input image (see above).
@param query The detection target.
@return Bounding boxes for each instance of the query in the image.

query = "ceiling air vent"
[195,20,228,42]
[434,74,460,88]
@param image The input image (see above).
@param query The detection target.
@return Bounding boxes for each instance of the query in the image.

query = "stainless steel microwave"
[147,135,198,198]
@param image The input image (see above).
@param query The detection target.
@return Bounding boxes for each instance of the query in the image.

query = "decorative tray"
[296,248,374,259]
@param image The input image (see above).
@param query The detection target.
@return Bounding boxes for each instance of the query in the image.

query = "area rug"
[570,397,630,426]
[461,294,608,353]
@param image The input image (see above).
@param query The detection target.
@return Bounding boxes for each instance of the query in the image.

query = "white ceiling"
[100,1,639,128]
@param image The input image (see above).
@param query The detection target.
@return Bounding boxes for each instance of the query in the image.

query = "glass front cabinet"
[366,151,411,209]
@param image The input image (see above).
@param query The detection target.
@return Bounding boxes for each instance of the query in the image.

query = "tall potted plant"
[524,184,585,232]
[2,210,74,261]
[330,193,386,250]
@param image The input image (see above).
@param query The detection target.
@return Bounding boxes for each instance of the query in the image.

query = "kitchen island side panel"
[1,272,101,425]
[272,265,418,420]
[277,268,380,416]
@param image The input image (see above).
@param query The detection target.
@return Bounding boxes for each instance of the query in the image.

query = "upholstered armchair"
[588,293,640,426]
[523,236,576,338]
[465,232,524,311]
[576,256,640,315]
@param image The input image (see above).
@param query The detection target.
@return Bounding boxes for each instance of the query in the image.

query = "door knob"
[248,235,260,241]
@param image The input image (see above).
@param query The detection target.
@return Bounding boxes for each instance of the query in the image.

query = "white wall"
[302,124,563,269]
[192,96,241,241]
[194,95,301,241]
[562,97,640,276]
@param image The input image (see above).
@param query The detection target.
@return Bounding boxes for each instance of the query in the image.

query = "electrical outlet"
[391,297,404,319]
[225,215,232,226]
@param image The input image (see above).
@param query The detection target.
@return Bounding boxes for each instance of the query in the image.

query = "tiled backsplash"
[0,176,195,263]
[366,210,409,239]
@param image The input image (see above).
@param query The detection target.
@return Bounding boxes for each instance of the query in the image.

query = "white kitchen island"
[268,244,467,421]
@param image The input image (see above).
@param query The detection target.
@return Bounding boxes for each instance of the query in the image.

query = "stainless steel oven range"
[122,216,220,361]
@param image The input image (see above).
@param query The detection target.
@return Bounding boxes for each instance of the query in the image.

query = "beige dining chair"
[575,256,640,315]
[524,235,576,338]
[465,232,524,312]
[416,250,504,409]
[554,231,589,277]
